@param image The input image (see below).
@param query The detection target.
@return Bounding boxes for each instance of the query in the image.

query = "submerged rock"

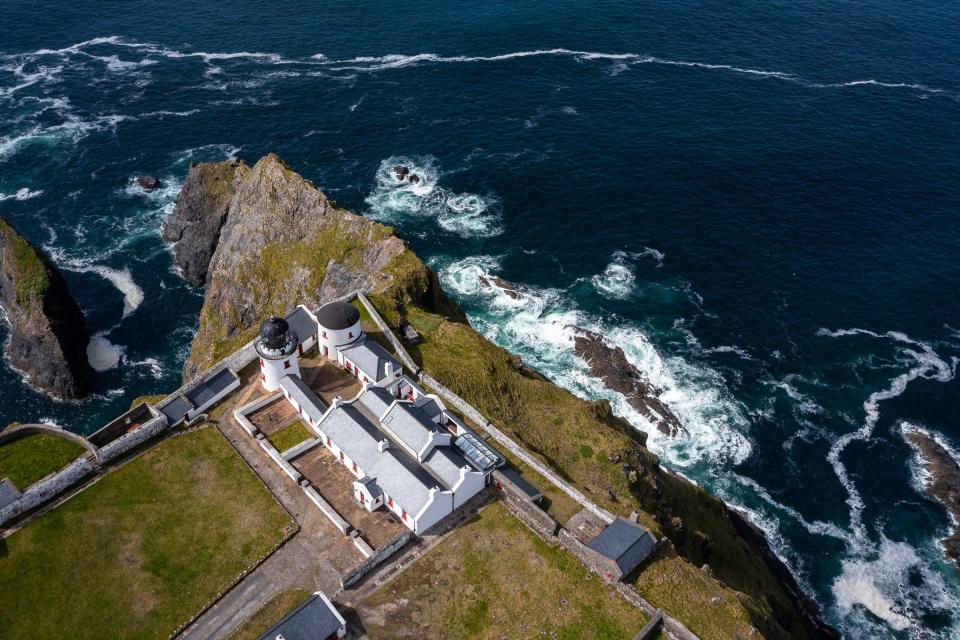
[136,175,161,190]
[903,428,960,570]
[0,218,90,399]
[572,328,687,438]
[477,274,522,300]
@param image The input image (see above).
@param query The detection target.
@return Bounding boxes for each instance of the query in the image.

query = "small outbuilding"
[493,467,544,504]
[256,591,346,640]
[586,517,657,581]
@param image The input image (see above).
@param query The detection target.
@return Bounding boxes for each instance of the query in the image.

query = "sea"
[1,2,959,637]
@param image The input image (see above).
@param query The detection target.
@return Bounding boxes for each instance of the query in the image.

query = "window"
[326,437,332,447]
[284,360,291,369]
[352,463,358,473]
[401,510,407,521]
[259,358,264,367]
[363,376,369,383]
[339,451,344,461]
[348,331,353,339]
[260,373,265,382]
[321,331,327,338]
[387,497,393,508]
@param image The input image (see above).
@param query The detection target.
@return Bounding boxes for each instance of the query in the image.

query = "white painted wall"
[317,320,361,358]
[260,352,299,391]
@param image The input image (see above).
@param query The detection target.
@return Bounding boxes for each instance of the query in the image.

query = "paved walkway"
[176,383,362,640]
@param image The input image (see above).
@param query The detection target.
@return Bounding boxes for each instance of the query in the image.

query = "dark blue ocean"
[2,2,959,637]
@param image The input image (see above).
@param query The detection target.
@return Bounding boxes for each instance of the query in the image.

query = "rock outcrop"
[136,175,161,191]
[162,160,245,286]
[903,429,960,570]
[0,218,90,399]
[573,328,687,437]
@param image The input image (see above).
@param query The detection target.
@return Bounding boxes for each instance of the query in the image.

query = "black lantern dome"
[259,316,291,350]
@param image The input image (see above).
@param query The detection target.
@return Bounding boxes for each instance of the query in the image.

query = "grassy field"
[266,420,312,453]
[358,502,649,639]
[227,589,310,640]
[0,433,86,489]
[0,426,295,640]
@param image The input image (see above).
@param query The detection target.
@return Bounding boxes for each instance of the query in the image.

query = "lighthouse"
[256,316,300,391]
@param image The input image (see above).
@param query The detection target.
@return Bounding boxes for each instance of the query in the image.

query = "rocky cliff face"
[167,154,834,639]
[0,218,90,399]
[169,154,455,380]
[903,429,960,569]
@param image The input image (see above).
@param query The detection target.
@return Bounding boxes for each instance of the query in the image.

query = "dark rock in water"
[408,173,421,184]
[903,429,960,570]
[0,218,91,399]
[162,159,246,286]
[477,274,522,300]
[572,328,687,437]
[393,165,410,181]
[137,175,161,190]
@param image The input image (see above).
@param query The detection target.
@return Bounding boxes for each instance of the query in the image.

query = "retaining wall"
[0,457,95,526]
[340,530,413,589]
[257,438,302,483]
[496,475,559,540]
[98,413,169,463]
[302,485,350,534]
[233,392,283,436]
[355,292,419,375]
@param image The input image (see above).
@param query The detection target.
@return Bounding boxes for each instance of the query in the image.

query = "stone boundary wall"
[0,457,94,526]
[283,436,322,461]
[495,475,559,540]
[355,292,419,375]
[340,530,414,589]
[98,413,170,464]
[257,437,302,483]
[302,484,350,534]
[0,423,100,462]
[234,392,283,436]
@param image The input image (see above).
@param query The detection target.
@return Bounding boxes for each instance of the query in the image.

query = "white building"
[256,316,300,391]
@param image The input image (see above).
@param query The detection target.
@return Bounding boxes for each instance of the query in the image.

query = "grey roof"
[380,402,440,456]
[356,386,396,418]
[158,394,191,424]
[587,518,657,574]
[185,367,238,408]
[0,478,21,507]
[339,337,400,382]
[495,467,543,501]
[416,397,443,421]
[454,432,502,471]
[358,475,384,499]
[256,593,343,640]
[285,306,319,346]
[280,375,328,424]
[423,447,471,489]
[318,404,439,515]
[315,301,360,330]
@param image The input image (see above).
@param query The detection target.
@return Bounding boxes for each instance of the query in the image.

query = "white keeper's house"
[255,301,503,534]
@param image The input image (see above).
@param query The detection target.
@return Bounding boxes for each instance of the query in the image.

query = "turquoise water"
[2,2,960,637]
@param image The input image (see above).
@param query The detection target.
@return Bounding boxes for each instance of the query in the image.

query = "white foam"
[85,266,144,318]
[0,187,43,201]
[590,252,636,299]
[365,156,502,237]
[86,332,125,372]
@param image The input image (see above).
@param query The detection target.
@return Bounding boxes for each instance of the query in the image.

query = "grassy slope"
[368,265,814,640]
[0,433,85,489]
[360,502,649,639]
[0,218,50,311]
[0,427,294,640]
[227,589,311,640]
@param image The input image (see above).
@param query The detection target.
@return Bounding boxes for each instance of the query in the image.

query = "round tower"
[315,301,362,358]
[256,316,300,391]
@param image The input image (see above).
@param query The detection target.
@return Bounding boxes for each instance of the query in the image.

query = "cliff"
[0,218,90,399]
[167,154,835,639]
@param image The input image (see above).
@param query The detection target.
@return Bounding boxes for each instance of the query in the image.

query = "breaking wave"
[365,156,503,238]
[85,266,144,318]
[0,187,43,201]
[86,332,125,372]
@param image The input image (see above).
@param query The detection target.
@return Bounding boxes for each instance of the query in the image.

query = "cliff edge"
[166,154,835,639]
[0,218,90,399]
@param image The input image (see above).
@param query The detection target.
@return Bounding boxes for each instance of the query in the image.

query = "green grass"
[227,589,311,640]
[266,420,312,453]
[0,218,50,310]
[359,502,648,639]
[128,394,169,411]
[0,433,85,489]
[0,426,295,640]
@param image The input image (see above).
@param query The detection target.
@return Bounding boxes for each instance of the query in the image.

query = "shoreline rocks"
[572,328,687,437]
[0,218,90,399]
[903,428,960,570]
[136,175,161,191]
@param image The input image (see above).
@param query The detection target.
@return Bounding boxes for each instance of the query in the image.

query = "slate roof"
[380,401,440,456]
[356,386,397,418]
[495,467,543,501]
[587,518,657,574]
[315,301,360,331]
[256,593,344,640]
[158,394,191,425]
[423,447,471,489]
[358,475,383,499]
[339,338,400,382]
[185,367,238,408]
[416,397,443,421]
[285,306,319,346]
[280,375,328,424]
[318,404,439,515]
[0,478,21,508]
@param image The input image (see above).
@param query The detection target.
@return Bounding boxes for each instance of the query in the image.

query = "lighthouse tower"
[256,316,300,391]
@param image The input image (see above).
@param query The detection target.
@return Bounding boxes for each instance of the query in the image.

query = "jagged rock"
[162,159,245,286]
[136,175,161,190]
[408,174,420,184]
[903,429,960,570]
[393,165,410,181]
[572,328,687,438]
[0,218,90,399]
[477,274,522,300]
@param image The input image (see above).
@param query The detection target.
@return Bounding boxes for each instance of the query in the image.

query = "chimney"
[385,361,394,379]
[378,439,390,452]
[332,396,343,409]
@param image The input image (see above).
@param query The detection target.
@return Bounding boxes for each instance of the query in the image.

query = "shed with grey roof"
[493,467,544,503]
[285,305,319,352]
[586,517,657,580]
[339,338,401,383]
[280,375,328,425]
[256,592,346,640]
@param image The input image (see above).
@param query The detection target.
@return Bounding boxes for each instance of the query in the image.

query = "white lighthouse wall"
[260,354,300,391]
[317,320,362,359]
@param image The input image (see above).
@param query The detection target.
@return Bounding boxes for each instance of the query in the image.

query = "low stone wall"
[496,476,559,540]
[355,292,420,375]
[257,437,302,483]
[98,413,169,464]
[283,436,321,461]
[233,392,282,437]
[0,423,99,462]
[302,484,350,534]
[340,529,413,589]
[0,457,95,526]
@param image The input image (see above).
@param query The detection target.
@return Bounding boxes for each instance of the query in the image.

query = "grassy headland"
[0,433,85,489]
